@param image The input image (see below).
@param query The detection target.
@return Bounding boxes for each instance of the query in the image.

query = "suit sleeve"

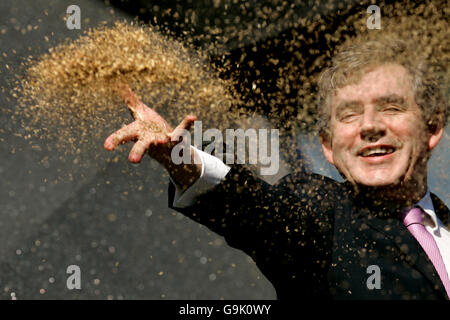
[169,163,318,258]
[168,163,338,297]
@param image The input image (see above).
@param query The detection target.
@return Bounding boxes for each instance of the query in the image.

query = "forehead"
[330,64,415,110]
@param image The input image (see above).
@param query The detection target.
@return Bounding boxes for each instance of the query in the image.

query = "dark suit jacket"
[169,165,449,299]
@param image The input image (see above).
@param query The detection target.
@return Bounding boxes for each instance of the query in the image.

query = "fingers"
[113,81,131,102]
[112,82,147,121]
[112,81,175,133]
[104,114,198,164]
[104,122,140,151]
[128,139,152,163]
[104,120,168,163]
[120,87,168,128]
[170,115,198,141]
[122,88,147,122]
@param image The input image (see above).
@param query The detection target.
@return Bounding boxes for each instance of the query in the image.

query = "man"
[104,39,449,299]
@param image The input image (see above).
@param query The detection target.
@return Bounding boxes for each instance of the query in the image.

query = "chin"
[357,180,397,187]
[355,173,403,187]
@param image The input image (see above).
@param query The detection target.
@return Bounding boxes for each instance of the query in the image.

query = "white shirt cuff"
[170,146,231,208]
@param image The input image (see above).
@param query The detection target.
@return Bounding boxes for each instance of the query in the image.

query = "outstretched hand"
[104,83,197,167]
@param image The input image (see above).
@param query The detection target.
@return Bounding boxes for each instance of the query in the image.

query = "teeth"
[361,147,395,157]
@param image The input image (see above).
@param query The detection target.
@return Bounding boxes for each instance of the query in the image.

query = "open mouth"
[358,146,396,157]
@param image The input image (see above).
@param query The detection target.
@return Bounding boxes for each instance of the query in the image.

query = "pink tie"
[402,207,450,298]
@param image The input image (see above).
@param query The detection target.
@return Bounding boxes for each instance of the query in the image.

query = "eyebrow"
[372,94,407,107]
[334,94,408,116]
[334,100,362,116]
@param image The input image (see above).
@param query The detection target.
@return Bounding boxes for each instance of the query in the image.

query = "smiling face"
[321,64,443,189]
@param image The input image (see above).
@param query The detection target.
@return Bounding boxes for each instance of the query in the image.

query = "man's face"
[321,64,443,187]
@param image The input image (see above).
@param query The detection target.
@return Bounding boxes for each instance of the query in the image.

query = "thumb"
[170,115,198,142]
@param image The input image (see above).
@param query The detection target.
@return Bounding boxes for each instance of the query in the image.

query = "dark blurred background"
[0,0,447,299]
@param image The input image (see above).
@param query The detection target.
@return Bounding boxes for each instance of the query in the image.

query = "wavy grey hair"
[317,38,448,140]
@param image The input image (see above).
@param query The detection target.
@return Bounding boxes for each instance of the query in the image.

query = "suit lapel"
[356,202,447,298]
[431,193,449,228]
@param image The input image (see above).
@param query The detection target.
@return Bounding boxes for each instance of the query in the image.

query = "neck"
[352,177,428,209]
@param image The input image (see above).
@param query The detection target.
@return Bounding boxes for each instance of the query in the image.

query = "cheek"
[390,121,427,152]
[331,125,358,155]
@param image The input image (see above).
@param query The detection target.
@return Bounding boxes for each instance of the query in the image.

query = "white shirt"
[171,147,450,283]
[417,190,450,277]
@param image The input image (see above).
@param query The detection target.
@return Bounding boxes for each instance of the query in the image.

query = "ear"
[320,133,335,165]
[427,123,444,151]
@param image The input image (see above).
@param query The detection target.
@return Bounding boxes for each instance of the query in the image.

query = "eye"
[339,111,358,122]
[382,105,403,112]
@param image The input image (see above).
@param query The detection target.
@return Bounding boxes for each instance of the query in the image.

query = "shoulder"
[221,165,344,215]
[275,170,342,198]
[269,171,344,224]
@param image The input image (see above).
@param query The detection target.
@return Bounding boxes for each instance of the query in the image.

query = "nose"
[360,108,387,142]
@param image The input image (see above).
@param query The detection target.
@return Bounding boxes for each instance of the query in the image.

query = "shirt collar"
[416,189,441,232]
